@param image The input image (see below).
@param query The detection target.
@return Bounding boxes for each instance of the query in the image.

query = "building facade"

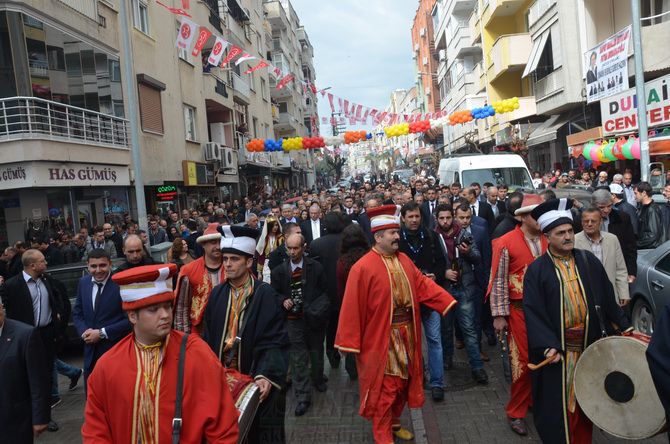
[412,0,440,115]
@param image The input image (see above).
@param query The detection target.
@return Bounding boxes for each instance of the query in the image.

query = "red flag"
[327,93,335,112]
[343,100,350,117]
[220,45,243,66]
[320,89,327,97]
[377,112,388,124]
[181,0,189,8]
[355,104,362,122]
[244,60,269,74]
[361,108,369,125]
[349,117,356,125]
[155,0,191,16]
[338,98,343,112]
[191,27,212,57]
[403,114,409,122]
[310,83,317,94]
[276,74,294,89]
[370,109,378,123]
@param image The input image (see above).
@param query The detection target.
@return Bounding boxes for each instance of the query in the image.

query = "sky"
[290,0,419,135]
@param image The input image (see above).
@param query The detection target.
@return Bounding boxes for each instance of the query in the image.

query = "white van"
[438,153,534,190]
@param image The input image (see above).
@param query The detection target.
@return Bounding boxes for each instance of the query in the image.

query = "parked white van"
[438,153,534,190]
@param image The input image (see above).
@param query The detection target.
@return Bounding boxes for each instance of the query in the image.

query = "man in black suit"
[279,204,299,226]
[357,197,379,243]
[271,233,330,416]
[0,296,51,442]
[308,212,348,369]
[464,187,495,233]
[300,203,326,246]
[268,222,302,271]
[113,235,158,275]
[586,51,598,84]
[0,248,67,431]
[72,249,132,384]
[421,186,439,229]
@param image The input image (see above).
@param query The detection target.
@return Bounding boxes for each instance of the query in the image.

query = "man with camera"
[271,233,330,417]
[434,204,488,384]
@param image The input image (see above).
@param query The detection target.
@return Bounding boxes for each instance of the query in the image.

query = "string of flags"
[159,0,524,151]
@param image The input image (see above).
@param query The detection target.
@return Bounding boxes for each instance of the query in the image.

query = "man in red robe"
[487,194,546,436]
[83,263,238,443]
[173,223,226,335]
[335,205,457,444]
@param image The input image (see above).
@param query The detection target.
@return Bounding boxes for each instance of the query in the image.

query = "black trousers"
[287,317,325,403]
[325,308,340,364]
[247,387,286,444]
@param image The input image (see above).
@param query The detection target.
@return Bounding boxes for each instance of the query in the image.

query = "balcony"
[203,71,232,108]
[0,96,130,165]
[57,0,98,21]
[482,0,528,27]
[474,61,486,93]
[275,112,301,134]
[445,72,477,109]
[271,104,280,123]
[495,96,537,126]
[448,25,480,59]
[231,72,250,103]
[487,33,531,81]
[264,1,289,30]
[469,10,481,44]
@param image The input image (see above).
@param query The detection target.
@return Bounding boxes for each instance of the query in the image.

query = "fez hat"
[112,263,177,310]
[197,223,222,243]
[367,204,401,233]
[515,194,543,215]
[220,225,259,257]
[531,198,574,233]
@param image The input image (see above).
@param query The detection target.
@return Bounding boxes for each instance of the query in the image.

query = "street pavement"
[39,340,667,443]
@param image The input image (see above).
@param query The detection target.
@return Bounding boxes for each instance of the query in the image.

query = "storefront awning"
[527,115,571,147]
[522,30,550,78]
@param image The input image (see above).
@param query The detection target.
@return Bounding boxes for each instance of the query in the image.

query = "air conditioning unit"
[220,146,238,170]
[420,27,426,37]
[204,142,222,161]
[439,49,446,62]
[422,56,428,66]
[414,43,419,52]
[425,87,431,95]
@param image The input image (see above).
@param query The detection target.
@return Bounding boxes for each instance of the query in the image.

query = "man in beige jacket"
[575,207,630,305]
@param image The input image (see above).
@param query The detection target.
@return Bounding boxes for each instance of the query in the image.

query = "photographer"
[434,204,488,384]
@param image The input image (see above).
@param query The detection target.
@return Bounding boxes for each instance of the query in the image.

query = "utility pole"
[630,0,650,181]
[119,0,148,230]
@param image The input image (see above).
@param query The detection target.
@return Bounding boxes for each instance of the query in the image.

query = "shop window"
[138,82,164,134]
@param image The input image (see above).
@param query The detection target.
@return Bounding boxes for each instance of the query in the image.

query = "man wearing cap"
[82,263,239,443]
[523,198,632,443]
[173,223,225,335]
[487,194,546,436]
[203,226,289,444]
[335,205,457,443]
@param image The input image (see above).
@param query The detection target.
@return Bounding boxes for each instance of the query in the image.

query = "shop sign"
[0,162,130,190]
[584,26,631,104]
[600,73,670,135]
[182,160,215,186]
[156,185,178,201]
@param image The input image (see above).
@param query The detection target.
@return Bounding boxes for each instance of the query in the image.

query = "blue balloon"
[366,132,373,140]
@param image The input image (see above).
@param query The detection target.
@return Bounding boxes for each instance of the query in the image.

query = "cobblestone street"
[38,340,667,443]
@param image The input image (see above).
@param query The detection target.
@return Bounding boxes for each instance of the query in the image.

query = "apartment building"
[264,0,316,189]
[0,0,130,244]
[412,0,440,115]
[433,0,487,153]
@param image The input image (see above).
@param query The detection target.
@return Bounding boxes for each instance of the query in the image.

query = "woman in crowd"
[255,216,283,283]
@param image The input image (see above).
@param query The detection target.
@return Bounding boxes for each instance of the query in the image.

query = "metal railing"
[0,97,130,149]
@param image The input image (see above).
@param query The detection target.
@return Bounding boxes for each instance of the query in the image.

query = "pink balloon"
[587,144,600,162]
[631,138,641,160]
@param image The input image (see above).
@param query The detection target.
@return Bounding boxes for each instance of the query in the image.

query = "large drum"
[226,369,261,443]
[574,334,666,439]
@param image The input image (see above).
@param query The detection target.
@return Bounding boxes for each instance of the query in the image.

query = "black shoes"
[431,387,444,402]
[472,368,489,384]
[295,401,310,416]
[69,368,83,391]
[508,417,528,436]
[47,420,59,432]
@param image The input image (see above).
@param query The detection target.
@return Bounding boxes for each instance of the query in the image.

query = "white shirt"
[290,258,304,273]
[470,200,480,217]
[23,271,51,327]
[623,184,635,204]
[91,273,111,310]
[284,217,297,224]
[428,200,436,214]
[311,219,321,240]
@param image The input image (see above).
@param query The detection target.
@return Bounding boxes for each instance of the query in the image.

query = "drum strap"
[172,333,189,444]
[578,250,608,338]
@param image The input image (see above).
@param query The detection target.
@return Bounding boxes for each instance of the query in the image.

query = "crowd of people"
[0,164,669,443]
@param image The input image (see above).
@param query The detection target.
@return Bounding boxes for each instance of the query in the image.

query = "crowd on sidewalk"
[0,163,669,443]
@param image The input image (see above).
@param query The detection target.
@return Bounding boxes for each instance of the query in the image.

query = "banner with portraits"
[584,26,631,104]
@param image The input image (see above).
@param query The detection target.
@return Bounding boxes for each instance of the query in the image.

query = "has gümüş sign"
[600,73,670,135]
[48,166,119,183]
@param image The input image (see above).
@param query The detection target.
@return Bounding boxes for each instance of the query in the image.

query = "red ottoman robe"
[334,249,457,419]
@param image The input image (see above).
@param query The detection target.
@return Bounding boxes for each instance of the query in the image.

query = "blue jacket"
[469,222,491,290]
[72,275,132,376]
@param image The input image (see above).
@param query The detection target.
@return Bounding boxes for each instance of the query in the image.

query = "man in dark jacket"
[0,296,51,442]
[267,222,302,271]
[308,213,348,369]
[271,233,330,416]
[398,202,448,400]
[591,189,637,280]
[634,181,666,249]
[610,184,638,236]
[491,192,523,240]
[112,235,158,274]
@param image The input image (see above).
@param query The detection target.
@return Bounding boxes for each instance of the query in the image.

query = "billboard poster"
[584,26,631,104]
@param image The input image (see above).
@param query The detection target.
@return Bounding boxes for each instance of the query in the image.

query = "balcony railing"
[0,97,129,149]
[488,33,532,80]
[231,72,250,102]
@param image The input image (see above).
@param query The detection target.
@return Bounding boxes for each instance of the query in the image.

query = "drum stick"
[528,355,556,371]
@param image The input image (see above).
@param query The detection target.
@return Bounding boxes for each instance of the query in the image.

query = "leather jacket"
[637,202,666,249]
